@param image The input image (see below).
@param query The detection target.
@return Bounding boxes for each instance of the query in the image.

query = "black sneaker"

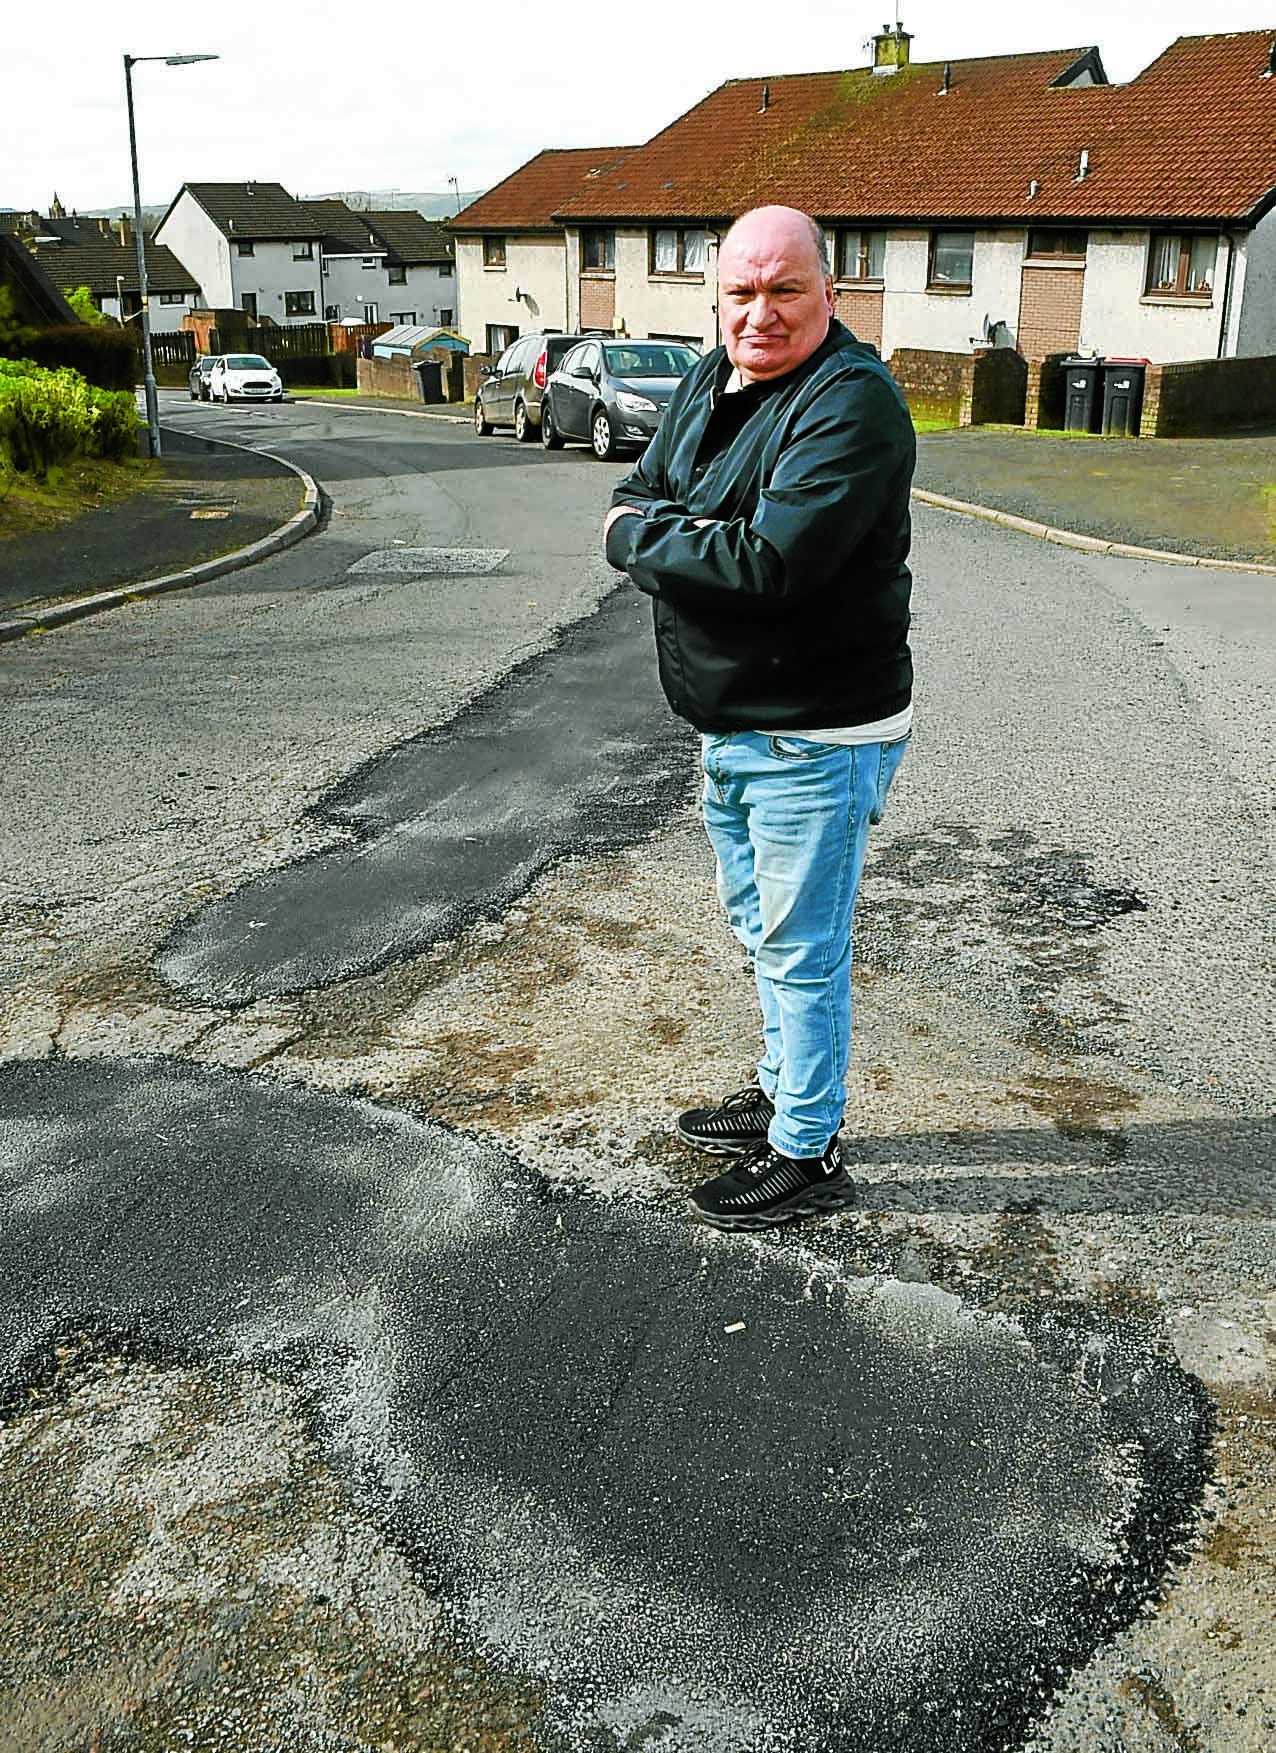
[689,1136,851,1231]
[677,1084,775,1154]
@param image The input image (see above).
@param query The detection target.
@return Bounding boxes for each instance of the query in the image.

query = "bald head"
[717,205,835,384]
[721,206,831,279]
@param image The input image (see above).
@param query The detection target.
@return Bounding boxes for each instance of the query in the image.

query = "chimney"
[1075,148,1090,182]
[872,19,912,75]
[937,60,952,94]
[759,82,771,112]
[116,213,129,246]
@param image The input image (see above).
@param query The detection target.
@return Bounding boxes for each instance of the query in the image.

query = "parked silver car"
[473,331,608,441]
[540,339,699,459]
[188,356,218,401]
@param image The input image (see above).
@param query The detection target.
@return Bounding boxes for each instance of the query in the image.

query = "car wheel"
[189,388,198,400]
[540,401,564,450]
[591,408,618,461]
[474,396,493,436]
[513,400,533,442]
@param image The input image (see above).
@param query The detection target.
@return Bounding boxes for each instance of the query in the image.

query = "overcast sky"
[7,0,1276,213]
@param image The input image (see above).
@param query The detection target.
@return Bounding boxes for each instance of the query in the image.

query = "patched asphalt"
[156,584,694,1005]
[0,1054,1214,1753]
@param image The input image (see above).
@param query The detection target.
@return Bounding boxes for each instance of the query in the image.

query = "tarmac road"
[0,392,1272,1752]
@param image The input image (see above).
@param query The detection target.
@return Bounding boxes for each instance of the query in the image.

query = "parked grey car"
[474,331,602,441]
[188,356,217,401]
[540,339,699,459]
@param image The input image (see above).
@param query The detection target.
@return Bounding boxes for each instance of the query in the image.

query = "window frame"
[1026,228,1088,263]
[648,227,708,278]
[235,239,255,257]
[834,228,886,283]
[927,229,975,292]
[486,323,519,357]
[1144,232,1217,300]
[292,240,314,260]
[439,261,454,277]
[482,235,507,268]
[284,289,316,317]
[582,227,616,273]
[387,263,408,285]
[390,311,416,325]
[157,291,187,305]
[438,308,454,327]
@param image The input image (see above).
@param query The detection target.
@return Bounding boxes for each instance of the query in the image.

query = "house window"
[1146,233,1217,298]
[158,291,187,305]
[439,261,454,277]
[390,312,416,325]
[362,255,378,270]
[293,241,314,259]
[583,228,615,271]
[325,304,340,321]
[928,230,974,290]
[235,239,255,257]
[387,264,407,285]
[363,301,379,323]
[285,290,316,316]
[835,229,886,281]
[483,236,507,268]
[650,228,707,275]
[438,308,454,326]
[1027,228,1087,261]
[486,322,518,353]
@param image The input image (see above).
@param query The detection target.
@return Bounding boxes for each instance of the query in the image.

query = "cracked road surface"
[0,395,1273,1752]
[0,1055,1214,1752]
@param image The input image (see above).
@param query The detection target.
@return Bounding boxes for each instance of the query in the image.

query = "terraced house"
[452,26,1276,373]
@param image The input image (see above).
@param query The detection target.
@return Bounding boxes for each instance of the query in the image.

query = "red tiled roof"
[555,34,1276,227]
[450,147,635,232]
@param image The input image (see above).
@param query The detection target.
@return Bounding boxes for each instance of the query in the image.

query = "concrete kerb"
[0,431,321,646]
[299,398,471,425]
[911,486,1276,576]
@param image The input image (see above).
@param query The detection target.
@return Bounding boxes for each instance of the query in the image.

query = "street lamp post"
[123,51,218,460]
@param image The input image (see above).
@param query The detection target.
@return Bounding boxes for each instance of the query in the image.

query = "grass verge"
[0,456,156,541]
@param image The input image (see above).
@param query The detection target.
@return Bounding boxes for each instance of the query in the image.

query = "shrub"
[22,323,136,390]
[63,285,110,327]
[0,361,138,478]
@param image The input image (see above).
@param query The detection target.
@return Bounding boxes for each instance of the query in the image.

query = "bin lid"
[1061,354,1103,365]
[1104,356,1148,365]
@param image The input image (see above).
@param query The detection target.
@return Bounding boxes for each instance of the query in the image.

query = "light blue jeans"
[701,731,909,1159]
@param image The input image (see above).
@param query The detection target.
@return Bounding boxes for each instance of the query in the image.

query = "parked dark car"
[473,331,607,441]
[540,338,699,459]
[188,356,218,401]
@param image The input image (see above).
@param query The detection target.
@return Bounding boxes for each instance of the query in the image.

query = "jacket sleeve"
[611,367,914,615]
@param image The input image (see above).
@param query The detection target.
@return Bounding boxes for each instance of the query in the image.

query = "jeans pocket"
[871,734,910,823]
[768,736,826,761]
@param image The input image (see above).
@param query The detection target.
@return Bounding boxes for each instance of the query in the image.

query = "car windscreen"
[604,344,697,378]
[227,355,272,370]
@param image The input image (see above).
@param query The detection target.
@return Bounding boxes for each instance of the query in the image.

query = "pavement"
[0,410,1274,645]
[0,425,316,640]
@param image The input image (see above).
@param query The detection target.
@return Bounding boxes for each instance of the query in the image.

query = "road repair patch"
[348,546,511,576]
[0,1054,1213,1753]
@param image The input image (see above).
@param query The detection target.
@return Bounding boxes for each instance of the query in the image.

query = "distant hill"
[304,189,485,218]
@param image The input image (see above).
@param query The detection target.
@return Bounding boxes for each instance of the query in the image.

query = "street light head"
[165,53,219,64]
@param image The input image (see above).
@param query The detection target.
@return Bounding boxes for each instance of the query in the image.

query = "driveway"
[0,394,1271,1753]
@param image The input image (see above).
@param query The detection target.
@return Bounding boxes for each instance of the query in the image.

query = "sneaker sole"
[675,1124,771,1156]
[689,1173,854,1231]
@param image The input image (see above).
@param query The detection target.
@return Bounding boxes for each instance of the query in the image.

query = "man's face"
[718,210,835,385]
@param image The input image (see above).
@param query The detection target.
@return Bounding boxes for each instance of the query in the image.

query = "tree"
[62,286,109,327]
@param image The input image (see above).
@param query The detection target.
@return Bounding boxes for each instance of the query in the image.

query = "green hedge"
[0,357,139,480]
[21,323,137,390]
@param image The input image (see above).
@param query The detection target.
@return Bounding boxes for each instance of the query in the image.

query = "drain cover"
[348,546,510,576]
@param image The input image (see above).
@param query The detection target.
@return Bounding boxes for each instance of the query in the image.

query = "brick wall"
[1024,354,1071,430]
[967,346,1027,425]
[357,354,422,400]
[1016,267,1083,361]
[580,276,615,331]
[1139,354,1276,437]
[888,346,1026,427]
[834,287,883,352]
[464,352,497,401]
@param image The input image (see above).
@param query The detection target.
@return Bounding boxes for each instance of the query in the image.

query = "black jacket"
[605,319,915,733]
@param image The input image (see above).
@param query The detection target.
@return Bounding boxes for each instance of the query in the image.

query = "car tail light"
[534,347,548,389]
